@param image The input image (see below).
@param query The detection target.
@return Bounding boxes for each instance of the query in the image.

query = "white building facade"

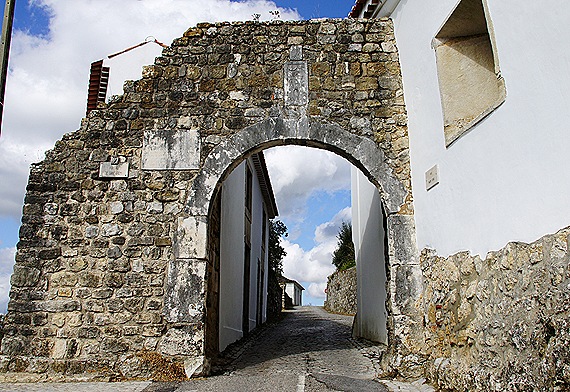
[352,0,570,257]
[218,152,277,352]
[283,280,304,307]
[350,0,570,389]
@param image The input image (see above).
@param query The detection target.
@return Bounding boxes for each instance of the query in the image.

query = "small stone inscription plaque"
[284,61,308,106]
[99,161,129,178]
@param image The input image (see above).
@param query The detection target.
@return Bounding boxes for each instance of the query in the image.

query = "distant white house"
[218,152,278,352]
[279,276,304,307]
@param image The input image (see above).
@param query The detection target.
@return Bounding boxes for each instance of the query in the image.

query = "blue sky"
[13,1,50,36]
[289,190,351,250]
[274,0,354,19]
[11,0,355,31]
[0,0,358,309]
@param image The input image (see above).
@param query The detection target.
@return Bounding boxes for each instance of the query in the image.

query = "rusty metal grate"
[86,60,110,115]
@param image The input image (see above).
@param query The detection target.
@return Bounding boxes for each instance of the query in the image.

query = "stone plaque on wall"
[99,161,129,178]
[142,129,200,170]
[284,61,308,106]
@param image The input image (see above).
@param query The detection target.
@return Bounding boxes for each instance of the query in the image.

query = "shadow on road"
[213,306,382,374]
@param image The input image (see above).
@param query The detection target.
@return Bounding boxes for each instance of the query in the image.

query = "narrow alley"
[0,307,433,392]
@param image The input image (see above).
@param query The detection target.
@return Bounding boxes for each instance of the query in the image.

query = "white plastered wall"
[285,284,294,303]
[389,0,570,256]
[286,284,303,306]
[351,167,387,344]
[219,162,246,352]
[248,162,268,330]
[219,159,270,351]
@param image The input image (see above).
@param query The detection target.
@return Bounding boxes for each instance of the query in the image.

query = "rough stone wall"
[420,226,570,391]
[324,267,357,316]
[1,18,419,381]
[3,136,198,381]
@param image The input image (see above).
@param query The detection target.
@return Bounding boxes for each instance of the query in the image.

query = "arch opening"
[167,119,418,369]
[203,143,391,363]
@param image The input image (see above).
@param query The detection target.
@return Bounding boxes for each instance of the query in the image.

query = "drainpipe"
[0,0,16,136]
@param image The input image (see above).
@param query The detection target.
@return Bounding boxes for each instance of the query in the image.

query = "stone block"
[109,201,124,214]
[164,259,206,323]
[39,248,61,260]
[10,266,41,287]
[85,226,99,238]
[101,337,129,353]
[391,265,422,316]
[387,215,418,265]
[142,129,200,170]
[158,326,202,356]
[185,356,207,378]
[104,273,125,288]
[175,216,207,260]
[1,338,26,356]
[41,300,81,313]
[289,45,303,60]
[51,272,78,287]
[284,61,308,107]
[101,223,121,237]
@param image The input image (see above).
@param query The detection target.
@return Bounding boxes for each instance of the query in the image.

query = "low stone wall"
[420,226,570,391]
[324,267,357,316]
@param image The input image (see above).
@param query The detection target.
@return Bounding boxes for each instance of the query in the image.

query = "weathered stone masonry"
[324,267,357,316]
[1,19,422,381]
[420,227,570,391]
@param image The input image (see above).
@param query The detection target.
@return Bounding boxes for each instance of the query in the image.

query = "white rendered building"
[351,0,570,257]
[218,152,277,351]
[349,0,570,388]
[282,278,304,307]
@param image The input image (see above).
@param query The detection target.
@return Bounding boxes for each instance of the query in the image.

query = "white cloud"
[264,146,351,221]
[282,239,336,284]
[314,206,351,243]
[282,207,351,287]
[1,0,300,219]
[0,248,16,313]
[308,282,327,299]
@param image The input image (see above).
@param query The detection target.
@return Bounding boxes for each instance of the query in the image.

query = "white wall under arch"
[352,167,388,344]
[218,158,269,352]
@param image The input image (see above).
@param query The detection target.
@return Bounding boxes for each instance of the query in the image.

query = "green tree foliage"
[332,221,356,271]
[268,219,287,275]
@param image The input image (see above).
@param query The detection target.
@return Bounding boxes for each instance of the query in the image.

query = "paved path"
[0,307,434,391]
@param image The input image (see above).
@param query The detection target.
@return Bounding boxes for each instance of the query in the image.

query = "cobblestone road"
[0,307,434,392]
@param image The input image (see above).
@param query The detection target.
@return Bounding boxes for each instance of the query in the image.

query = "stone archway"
[2,18,425,381]
[163,118,422,375]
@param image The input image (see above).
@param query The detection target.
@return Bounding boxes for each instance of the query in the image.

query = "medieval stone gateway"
[1,18,424,381]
